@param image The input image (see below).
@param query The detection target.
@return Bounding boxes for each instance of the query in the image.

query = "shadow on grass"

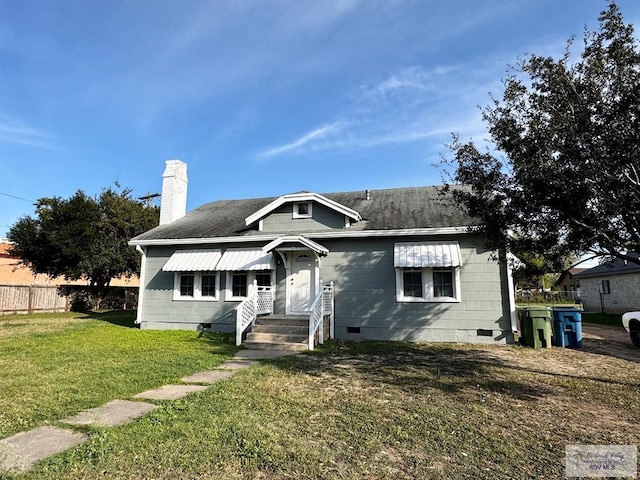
[194,331,242,356]
[581,336,640,365]
[267,341,554,402]
[84,310,138,328]
[582,313,622,327]
[504,361,640,387]
[265,340,640,404]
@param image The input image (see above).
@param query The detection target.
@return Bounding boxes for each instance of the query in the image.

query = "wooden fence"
[0,284,69,314]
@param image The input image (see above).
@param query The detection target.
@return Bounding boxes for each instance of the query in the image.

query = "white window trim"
[292,202,312,219]
[173,272,220,301]
[224,270,276,302]
[395,267,461,303]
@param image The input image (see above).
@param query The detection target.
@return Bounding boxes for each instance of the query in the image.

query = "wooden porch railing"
[235,284,273,346]
[308,280,334,351]
[235,280,334,350]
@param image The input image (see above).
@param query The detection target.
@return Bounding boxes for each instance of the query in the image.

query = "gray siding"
[139,234,513,344]
[140,243,267,331]
[317,236,511,344]
[262,203,346,232]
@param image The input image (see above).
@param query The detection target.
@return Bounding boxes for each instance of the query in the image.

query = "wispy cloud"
[0,121,52,148]
[259,122,343,159]
[363,66,435,97]
[101,0,369,126]
[257,63,497,159]
[271,0,363,37]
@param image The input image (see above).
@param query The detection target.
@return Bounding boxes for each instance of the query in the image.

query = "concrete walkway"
[0,427,87,473]
[62,400,158,427]
[0,350,297,474]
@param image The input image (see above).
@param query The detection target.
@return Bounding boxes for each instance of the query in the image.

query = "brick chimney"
[160,159,188,225]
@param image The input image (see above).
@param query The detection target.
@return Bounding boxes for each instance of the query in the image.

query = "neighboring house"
[0,240,139,288]
[0,239,139,314]
[573,254,640,314]
[129,160,517,349]
[554,266,588,302]
[0,240,62,285]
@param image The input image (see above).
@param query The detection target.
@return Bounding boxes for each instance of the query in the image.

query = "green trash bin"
[518,306,552,348]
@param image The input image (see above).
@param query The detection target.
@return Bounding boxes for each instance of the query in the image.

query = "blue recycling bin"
[552,307,583,348]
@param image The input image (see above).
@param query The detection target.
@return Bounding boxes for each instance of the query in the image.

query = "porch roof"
[162,249,222,272]
[262,236,329,256]
[394,242,462,268]
[215,248,274,271]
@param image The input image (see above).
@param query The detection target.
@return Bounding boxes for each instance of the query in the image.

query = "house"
[0,239,139,314]
[0,240,139,289]
[554,266,588,302]
[0,240,62,285]
[129,160,517,349]
[573,254,640,313]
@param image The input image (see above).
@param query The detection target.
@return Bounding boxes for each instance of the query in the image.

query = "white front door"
[289,251,315,312]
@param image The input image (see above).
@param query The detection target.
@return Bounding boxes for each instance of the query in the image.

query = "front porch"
[243,315,313,351]
[235,281,334,351]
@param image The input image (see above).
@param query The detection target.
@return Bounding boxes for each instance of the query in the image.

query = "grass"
[581,312,622,327]
[1,312,639,479]
[0,311,238,439]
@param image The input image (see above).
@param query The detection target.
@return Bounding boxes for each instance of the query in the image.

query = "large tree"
[443,2,640,267]
[8,187,159,287]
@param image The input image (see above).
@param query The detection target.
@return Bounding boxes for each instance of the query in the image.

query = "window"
[293,202,312,218]
[179,274,195,297]
[173,272,219,301]
[232,273,248,298]
[224,270,274,301]
[395,267,460,302]
[201,274,217,297]
[255,271,271,287]
[402,269,423,298]
[433,269,454,298]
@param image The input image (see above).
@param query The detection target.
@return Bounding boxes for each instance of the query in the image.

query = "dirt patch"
[289,339,640,478]
[583,324,631,343]
[582,324,639,362]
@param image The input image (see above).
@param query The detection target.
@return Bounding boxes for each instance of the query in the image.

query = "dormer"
[244,192,362,232]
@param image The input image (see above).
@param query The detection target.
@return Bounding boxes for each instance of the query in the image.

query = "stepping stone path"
[0,426,87,473]
[62,400,158,427]
[217,359,256,370]
[0,350,297,474]
[181,370,236,384]
[133,384,209,401]
[236,350,299,360]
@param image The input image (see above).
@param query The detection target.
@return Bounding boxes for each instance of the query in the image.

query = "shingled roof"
[574,253,640,278]
[132,186,475,242]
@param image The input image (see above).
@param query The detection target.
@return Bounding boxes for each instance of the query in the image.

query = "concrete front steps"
[243,315,310,351]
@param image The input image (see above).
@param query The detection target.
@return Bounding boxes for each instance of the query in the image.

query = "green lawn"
[581,312,622,327]
[1,312,639,479]
[0,311,238,439]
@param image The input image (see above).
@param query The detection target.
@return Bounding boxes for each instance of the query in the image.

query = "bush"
[60,286,138,312]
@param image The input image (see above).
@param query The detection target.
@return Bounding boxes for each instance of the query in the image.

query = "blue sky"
[1,0,640,237]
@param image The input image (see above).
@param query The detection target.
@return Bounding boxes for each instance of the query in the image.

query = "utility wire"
[0,192,34,203]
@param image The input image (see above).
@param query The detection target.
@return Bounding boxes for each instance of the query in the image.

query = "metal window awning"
[394,242,462,268]
[216,248,274,271]
[162,249,222,272]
